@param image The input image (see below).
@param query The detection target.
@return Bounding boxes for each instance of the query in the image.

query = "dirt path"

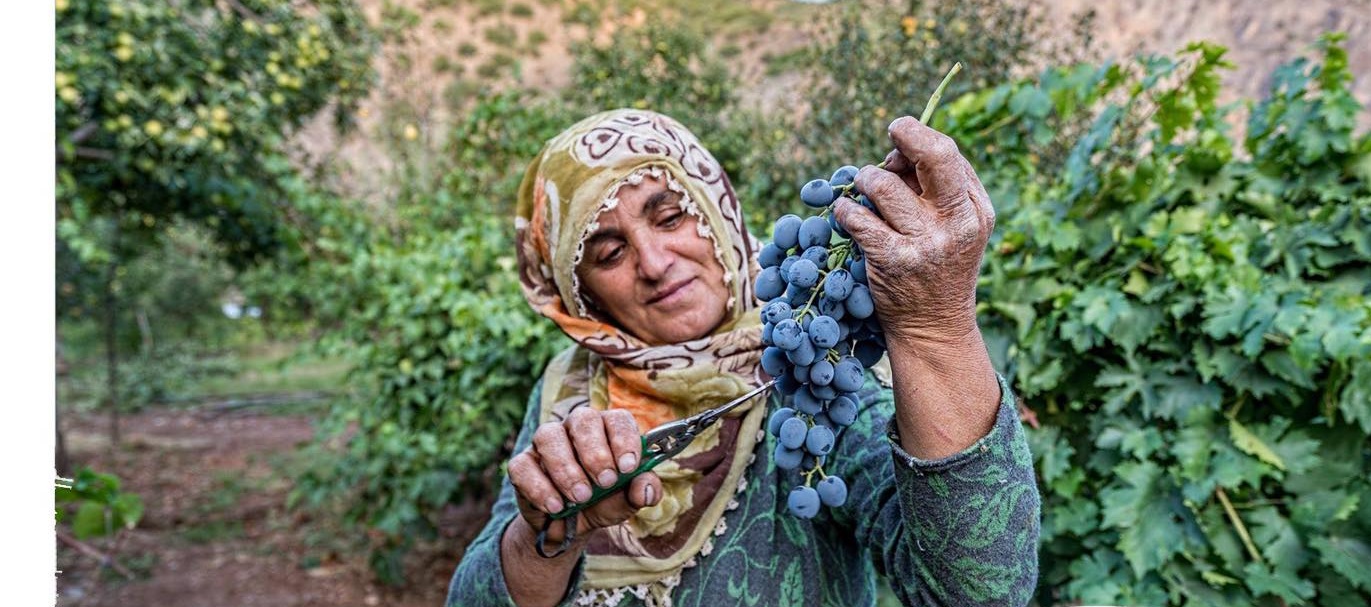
[57,408,492,607]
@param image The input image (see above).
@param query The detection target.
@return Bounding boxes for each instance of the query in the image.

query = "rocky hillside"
[294,0,1371,202]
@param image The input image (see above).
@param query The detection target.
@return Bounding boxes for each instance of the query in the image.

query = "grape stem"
[920,62,963,124]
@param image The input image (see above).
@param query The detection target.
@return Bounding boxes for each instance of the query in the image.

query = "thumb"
[626,472,662,510]
[833,197,895,252]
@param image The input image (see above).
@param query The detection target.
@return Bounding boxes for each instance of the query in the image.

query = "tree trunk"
[135,308,154,354]
[104,221,121,448]
[56,336,71,476]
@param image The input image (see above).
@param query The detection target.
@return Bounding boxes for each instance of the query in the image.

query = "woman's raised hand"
[833,116,995,350]
[507,407,663,545]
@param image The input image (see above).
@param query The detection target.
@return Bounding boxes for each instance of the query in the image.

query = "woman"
[447,109,1039,606]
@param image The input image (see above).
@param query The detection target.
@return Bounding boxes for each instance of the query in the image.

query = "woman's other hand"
[833,116,994,349]
[507,407,663,546]
[834,116,1001,460]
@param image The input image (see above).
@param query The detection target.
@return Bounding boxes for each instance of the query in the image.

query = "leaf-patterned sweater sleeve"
[826,372,1040,606]
[446,380,587,607]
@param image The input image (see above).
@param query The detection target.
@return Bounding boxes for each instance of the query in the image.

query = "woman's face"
[576,175,730,345]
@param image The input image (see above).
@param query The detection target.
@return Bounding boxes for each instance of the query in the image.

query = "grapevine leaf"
[1228,418,1285,471]
[1100,461,1188,577]
[1243,562,1315,605]
[1339,359,1371,433]
[1310,534,1371,591]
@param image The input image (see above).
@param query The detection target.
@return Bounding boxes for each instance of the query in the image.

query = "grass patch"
[484,25,516,48]
[180,520,245,544]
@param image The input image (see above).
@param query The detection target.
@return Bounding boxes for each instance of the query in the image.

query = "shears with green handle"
[535,378,779,558]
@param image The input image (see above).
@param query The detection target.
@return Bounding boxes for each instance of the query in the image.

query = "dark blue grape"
[800,179,835,208]
[812,411,833,429]
[768,407,796,436]
[800,313,812,332]
[830,165,858,188]
[772,319,803,351]
[774,444,803,470]
[832,356,865,392]
[828,394,858,427]
[759,243,786,268]
[761,347,790,377]
[836,320,850,342]
[792,386,824,415]
[850,256,868,284]
[787,486,820,518]
[785,335,817,366]
[827,211,850,239]
[808,359,834,386]
[776,372,801,395]
[779,417,807,449]
[773,214,802,250]
[761,300,792,325]
[787,259,819,289]
[809,316,840,349]
[761,322,774,346]
[854,339,885,367]
[790,363,809,383]
[805,425,835,456]
[798,216,832,249]
[779,255,799,277]
[823,269,854,301]
[817,296,846,321]
[817,476,848,507]
[810,383,838,401]
[845,284,875,319]
[800,245,829,267]
[787,285,811,308]
[755,266,785,301]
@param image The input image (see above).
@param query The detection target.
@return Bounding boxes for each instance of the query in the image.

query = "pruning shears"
[535,378,779,558]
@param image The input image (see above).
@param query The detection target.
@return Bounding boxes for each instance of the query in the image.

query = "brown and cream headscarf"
[514,109,768,605]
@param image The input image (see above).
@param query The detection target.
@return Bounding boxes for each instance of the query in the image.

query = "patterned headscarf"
[514,109,768,603]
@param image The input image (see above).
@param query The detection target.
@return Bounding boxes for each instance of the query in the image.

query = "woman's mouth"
[647,277,696,305]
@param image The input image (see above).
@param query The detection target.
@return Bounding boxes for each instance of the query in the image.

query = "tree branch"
[55,528,135,579]
[224,0,264,23]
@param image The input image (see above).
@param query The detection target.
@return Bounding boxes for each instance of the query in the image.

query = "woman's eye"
[659,212,684,228]
[597,246,624,266]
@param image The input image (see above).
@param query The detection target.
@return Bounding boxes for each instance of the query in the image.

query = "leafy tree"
[55,0,375,440]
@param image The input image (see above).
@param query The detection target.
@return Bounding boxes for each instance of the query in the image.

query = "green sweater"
[447,371,1040,606]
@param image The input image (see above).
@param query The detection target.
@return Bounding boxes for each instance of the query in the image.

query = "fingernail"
[597,470,617,488]
[572,482,592,502]
[643,484,655,505]
[544,497,563,513]
[618,453,637,473]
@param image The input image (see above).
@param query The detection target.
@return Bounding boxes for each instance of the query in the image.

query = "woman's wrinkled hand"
[507,407,662,545]
[833,116,995,348]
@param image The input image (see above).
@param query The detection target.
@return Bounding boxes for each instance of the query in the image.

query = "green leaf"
[1243,561,1315,604]
[1100,461,1189,577]
[72,502,109,540]
[1339,359,1371,433]
[1310,534,1371,591]
[1228,418,1285,471]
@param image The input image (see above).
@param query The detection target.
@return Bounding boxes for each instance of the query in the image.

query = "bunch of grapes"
[755,63,961,519]
[756,165,889,519]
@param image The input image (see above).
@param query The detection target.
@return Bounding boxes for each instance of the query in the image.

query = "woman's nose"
[636,235,674,281]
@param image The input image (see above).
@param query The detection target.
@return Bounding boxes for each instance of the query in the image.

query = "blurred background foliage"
[55,0,1369,602]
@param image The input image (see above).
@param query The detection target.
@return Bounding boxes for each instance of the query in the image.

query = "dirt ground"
[56,408,494,607]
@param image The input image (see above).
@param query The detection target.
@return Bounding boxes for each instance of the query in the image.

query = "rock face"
[295,0,1371,201]
[1045,0,1371,112]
